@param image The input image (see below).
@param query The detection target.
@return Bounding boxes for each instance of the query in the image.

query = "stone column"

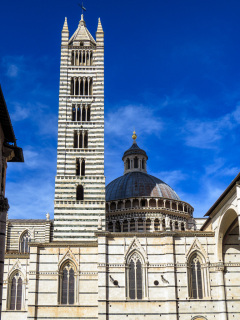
[112,220,116,232]
[0,196,9,318]
[150,218,155,232]
[134,218,138,232]
[127,219,131,232]
[120,221,123,232]
[143,219,146,232]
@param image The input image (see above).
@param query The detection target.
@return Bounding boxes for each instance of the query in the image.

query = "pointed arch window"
[126,252,147,300]
[19,230,31,253]
[188,253,209,299]
[7,271,24,310]
[59,262,77,305]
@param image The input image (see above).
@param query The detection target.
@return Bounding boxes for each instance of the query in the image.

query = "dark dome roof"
[122,142,148,159]
[106,172,180,202]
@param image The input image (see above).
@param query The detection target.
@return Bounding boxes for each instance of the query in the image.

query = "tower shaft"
[53,16,105,241]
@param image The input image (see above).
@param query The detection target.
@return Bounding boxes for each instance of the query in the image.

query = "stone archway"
[217,208,238,261]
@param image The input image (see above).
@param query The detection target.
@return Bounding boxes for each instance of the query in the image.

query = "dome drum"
[106,196,193,217]
[106,213,189,233]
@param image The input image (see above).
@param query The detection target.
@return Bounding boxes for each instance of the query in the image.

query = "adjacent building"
[0,86,24,318]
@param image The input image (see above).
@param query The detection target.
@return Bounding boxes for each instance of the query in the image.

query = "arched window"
[188,253,209,299]
[127,158,130,169]
[87,106,91,121]
[134,157,138,168]
[19,231,31,253]
[127,252,143,300]
[76,185,84,201]
[76,158,80,176]
[81,159,85,176]
[60,262,76,305]
[8,271,23,310]
[84,132,88,148]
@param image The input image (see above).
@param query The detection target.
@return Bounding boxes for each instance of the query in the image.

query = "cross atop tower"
[79,1,86,15]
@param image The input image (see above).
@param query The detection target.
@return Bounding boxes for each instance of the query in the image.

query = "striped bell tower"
[53,14,105,240]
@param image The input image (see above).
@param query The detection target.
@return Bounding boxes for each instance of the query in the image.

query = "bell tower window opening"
[73,131,88,148]
[76,159,80,176]
[70,77,93,96]
[81,159,85,176]
[142,159,145,169]
[72,104,91,122]
[76,185,84,201]
[87,106,91,121]
[82,107,86,122]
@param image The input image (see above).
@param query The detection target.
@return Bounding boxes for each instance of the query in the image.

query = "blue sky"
[1,0,240,219]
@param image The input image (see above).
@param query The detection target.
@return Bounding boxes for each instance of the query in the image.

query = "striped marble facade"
[53,16,105,240]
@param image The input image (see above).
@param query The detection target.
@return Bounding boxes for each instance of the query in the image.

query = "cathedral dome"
[106,171,180,201]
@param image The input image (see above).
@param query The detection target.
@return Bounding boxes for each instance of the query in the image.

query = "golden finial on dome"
[132,130,137,142]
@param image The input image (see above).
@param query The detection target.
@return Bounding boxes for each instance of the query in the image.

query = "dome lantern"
[122,131,148,174]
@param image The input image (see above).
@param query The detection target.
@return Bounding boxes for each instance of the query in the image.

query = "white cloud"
[6,177,55,220]
[2,56,25,78]
[6,64,19,78]
[105,104,163,138]
[183,104,240,149]
[150,169,187,189]
[11,103,30,121]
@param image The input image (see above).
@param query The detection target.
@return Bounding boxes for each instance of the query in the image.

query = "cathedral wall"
[97,232,240,320]
[2,243,99,320]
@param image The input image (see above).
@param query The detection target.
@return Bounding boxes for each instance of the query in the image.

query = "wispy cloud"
[182,104,240,149]
[11,103,30,121]
[105,104,163,138]
[2,56,26,79]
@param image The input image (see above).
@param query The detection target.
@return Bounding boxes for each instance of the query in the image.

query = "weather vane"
[78,1,86,15]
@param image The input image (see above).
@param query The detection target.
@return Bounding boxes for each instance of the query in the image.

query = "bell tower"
[53,14,105,240]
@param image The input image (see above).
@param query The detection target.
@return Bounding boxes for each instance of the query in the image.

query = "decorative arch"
[186,238,208,262]
[58,259,78,305]
[124,236,148,264]
[124,237,148,300]
[216,207,238,261]
[19,229,31,253]
[191,317,207,320]
[186,238,210,299]
[7,269,26,310]
[58,248,78,271]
